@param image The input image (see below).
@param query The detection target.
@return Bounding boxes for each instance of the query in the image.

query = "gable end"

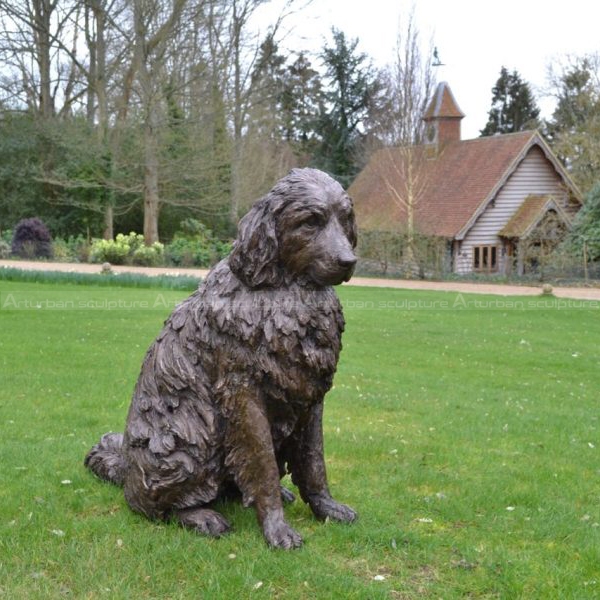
[456,133,581,240]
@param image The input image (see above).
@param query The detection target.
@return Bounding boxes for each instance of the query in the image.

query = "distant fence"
[357,230,451,279]
[357,230,600,284]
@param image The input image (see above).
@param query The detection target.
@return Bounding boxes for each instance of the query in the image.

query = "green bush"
[114,232,145,255]
[567,182,600,262]
[47,235,91,263]
[0,239,11,258]
[90,232,164,266]
[90,237,131,264]
[66,235,91,262]
[87,224,230,269]
[164,237,210,267]
[179,218,209,238]
[132,243,165,267]
[51,238,71,262]
[165,219,231,268]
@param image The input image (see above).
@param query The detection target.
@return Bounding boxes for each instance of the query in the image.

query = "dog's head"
[229,168,357,289]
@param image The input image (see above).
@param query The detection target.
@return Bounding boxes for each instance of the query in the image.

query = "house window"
[473,245,498,272]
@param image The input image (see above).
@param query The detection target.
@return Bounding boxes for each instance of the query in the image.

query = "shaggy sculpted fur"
[85,168,358,549]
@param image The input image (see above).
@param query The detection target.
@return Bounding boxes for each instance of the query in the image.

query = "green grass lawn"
[1,280,599,599]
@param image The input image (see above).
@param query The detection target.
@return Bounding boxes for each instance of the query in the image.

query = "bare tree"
[368,9,436,272]
[84,0,131,238]
[15,0,139,238]
[118,0,186,244]
[0,0,307,243]
[213,0,301,220]
[545,53,600,193]
[377,8,436,147]
[109,0,293,242]
[0,0,84,117]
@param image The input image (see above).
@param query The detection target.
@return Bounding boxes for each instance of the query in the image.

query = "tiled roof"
[499,195,571,238]
[423,82,465,120]
[350,130,550,238]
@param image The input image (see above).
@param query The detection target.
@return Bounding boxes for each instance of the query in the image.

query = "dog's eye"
[301,214,324,229]
[337,210,352,230]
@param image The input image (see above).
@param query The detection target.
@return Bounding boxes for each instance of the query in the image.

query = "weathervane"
[433,47,445,67]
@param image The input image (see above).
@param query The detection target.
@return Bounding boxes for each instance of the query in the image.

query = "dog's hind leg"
[173,506,231,537]
[120,463,231,537]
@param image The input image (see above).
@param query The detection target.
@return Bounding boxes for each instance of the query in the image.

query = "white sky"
[255,0,600,139]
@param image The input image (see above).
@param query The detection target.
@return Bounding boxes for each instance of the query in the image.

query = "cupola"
[423,82,465,146]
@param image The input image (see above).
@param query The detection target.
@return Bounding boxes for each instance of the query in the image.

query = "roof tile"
[350,131,538,238]
[423,82,465,120]
[499,195,571,238]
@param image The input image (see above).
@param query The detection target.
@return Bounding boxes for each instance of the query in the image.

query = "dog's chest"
[260,288,344,403]
[198,282,344,398]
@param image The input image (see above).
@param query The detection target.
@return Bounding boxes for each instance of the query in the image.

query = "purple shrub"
[11,218,53,259]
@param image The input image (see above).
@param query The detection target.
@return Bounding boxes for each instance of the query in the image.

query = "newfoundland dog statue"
[85,168,358,549]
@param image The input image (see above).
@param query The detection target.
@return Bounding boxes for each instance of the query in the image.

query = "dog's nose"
[337,255,357,269]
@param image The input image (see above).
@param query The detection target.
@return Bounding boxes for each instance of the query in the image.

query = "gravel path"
[2,259,600,301]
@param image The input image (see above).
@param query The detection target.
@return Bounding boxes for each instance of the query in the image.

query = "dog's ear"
[347,203,358,249]
[229,197,281,288]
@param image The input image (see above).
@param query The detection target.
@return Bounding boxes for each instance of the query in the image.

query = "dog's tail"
[84,432,127,486]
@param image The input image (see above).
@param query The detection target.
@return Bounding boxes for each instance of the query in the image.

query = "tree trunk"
[85,1,97,124]
[33,0,54,119]
[230,0,243,225]
[86,0,114,239]
[131,0,187,245]
[103,203,114,240]
[143,115,161,245]
[404,152,415,276]
[94,0,113,239]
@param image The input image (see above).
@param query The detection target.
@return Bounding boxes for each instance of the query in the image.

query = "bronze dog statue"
[85,168,358,548]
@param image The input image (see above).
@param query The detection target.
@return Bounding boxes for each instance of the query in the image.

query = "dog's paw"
[175,507,232,538]
[309,494,358,523]
[280,485,296,504]
[262,516,303,549]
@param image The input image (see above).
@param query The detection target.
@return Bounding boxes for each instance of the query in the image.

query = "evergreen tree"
[249,34,287,137]
[480,67,540,136]
[279,53,324,156]
[567,182,600,261]
[551,58,599,130]
[313,28,382,185]
[234,36,297,212]
[249,45,324,157]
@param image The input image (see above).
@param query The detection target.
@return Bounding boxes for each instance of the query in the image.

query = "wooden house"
[350,82,582,275]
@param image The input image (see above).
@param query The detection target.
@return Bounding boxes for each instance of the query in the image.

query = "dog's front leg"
[290,401,358,523]
[225,393,303,549]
